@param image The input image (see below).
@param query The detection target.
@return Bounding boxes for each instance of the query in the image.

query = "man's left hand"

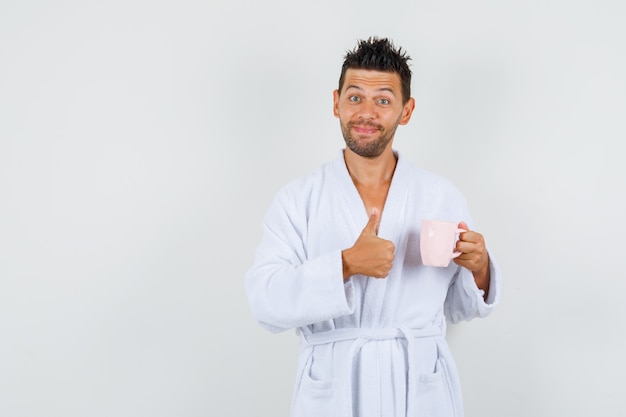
[453,221,490,295]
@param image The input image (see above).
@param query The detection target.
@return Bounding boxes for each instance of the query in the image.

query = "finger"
[455,240,474,254]
[362,207,380,236]
[457,236,483,250]
[459,231,484,245]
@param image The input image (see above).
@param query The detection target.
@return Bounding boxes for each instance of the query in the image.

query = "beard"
[340,120,399,159]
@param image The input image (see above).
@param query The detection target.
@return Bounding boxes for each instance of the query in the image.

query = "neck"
[343,146,397,187]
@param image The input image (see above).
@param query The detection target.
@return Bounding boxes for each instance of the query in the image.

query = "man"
[245,37,501,417]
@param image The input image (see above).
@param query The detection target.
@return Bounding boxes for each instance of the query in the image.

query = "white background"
[1,1,625,416]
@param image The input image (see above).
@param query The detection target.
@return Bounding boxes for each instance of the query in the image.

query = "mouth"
[350,123,381,135]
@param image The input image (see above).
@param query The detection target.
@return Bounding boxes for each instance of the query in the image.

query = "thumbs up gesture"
[342,208,395,280]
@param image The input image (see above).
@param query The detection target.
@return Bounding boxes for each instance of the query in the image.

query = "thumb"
[362,208,380,236]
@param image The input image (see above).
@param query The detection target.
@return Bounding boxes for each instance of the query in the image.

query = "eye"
[378,98,390,105]
[349,95,361,102]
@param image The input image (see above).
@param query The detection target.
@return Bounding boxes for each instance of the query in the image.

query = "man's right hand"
[342,208,395,280]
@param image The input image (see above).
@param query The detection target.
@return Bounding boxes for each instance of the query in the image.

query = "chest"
[354,182,392,219]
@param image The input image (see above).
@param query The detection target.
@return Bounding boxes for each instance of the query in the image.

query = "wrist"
[472,259,491,299]
[341,248,354,281]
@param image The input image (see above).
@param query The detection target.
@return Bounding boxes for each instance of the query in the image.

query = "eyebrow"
[345,85,397,96]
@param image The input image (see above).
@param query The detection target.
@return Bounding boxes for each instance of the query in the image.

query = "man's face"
[333,68,415,158]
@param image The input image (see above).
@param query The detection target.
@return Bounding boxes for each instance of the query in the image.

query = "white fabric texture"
[245,150,501,417]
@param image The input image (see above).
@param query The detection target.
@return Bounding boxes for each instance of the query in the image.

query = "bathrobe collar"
[332,148,410,242]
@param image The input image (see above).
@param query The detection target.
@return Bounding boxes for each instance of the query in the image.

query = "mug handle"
[451,228,467,259]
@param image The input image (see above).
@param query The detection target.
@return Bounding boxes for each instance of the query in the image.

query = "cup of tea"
[420,220,467,267]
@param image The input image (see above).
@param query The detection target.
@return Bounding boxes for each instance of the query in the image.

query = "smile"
[351,125,380,134]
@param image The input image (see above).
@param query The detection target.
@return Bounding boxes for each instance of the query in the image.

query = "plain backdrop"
[1,1,625,416]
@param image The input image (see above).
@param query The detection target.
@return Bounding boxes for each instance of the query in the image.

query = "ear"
[333,89,340,118]
[398,97,415,125]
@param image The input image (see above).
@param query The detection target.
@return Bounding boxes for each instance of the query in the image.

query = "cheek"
[378,113,398,126]
[336,107,356,122]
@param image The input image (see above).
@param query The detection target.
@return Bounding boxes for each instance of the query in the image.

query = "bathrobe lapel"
[331,150,409,238]
[332,151,410,327]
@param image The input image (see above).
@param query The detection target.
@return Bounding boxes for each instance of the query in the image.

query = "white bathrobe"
[245,150,501,417]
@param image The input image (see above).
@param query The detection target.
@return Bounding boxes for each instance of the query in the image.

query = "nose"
[357,98,376,120]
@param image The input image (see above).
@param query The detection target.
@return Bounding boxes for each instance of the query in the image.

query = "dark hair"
[338,37,412,104]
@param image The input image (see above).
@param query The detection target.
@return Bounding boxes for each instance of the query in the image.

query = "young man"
[245,37,501,417]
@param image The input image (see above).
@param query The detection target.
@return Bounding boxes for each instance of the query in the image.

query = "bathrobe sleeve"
[245,184,356,333]
[444,249,502,323]
[439,187,502,324]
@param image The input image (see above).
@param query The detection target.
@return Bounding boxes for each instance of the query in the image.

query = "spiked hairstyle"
[338,37,412,104]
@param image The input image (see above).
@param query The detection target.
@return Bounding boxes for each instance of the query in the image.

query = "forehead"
[341,68,402,93]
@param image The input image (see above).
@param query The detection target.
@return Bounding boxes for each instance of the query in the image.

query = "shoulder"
[400,155,465,199]
[262,156,338,233]
[271,156,337,210]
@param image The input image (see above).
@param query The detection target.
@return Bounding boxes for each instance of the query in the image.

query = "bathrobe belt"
[301,324,446,417]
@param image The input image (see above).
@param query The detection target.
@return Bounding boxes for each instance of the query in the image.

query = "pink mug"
[420,220,467,267]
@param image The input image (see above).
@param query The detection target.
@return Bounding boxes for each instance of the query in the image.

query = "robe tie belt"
[301,324,445,417]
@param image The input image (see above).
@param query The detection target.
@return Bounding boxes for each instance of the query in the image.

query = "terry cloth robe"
[245,149,501,417]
